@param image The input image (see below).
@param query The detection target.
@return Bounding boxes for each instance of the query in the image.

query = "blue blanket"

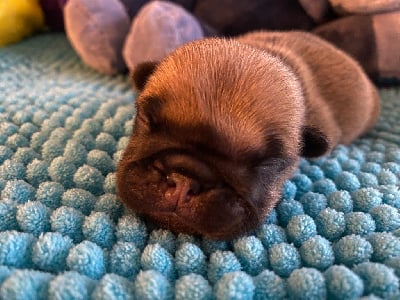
[0,34,399,300]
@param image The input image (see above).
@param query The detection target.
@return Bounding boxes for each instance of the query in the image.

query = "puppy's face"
[117,39,327,239]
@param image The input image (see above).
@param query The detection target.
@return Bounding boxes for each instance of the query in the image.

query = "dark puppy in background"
[117,31,380,240]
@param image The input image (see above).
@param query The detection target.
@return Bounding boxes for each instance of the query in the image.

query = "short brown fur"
[117,31,380,240]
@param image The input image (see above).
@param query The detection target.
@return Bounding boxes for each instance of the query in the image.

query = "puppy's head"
[117,38,324,239]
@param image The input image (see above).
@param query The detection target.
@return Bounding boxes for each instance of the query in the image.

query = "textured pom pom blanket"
[0,34,400,300]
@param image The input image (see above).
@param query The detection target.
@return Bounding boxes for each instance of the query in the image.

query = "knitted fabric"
[0,34,399,299]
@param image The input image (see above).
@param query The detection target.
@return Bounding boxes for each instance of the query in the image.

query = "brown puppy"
[117,31,380,240]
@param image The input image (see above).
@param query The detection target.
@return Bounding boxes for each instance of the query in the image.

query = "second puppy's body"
[117,31,380,240]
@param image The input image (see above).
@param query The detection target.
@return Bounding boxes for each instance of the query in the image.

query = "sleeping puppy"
[116,31,380,240]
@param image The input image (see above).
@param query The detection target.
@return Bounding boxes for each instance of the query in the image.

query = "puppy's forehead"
[140,38,304,159]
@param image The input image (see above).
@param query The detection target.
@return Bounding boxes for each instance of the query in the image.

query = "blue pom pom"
[48,128,69,145]
[16,201,50,236]
[177,234,200,247]
[95,133,117,156]
[352,187,383,212]
[0,159,26,180]
[141,243,175,281]
[103,118,125,139]
[291,174,312,198]
[367,232,400,262]
[386,149,400,163]
[116,214,148,250]
[12,147,39,166]
[0,270,53,300]
[48,271,96,300]
[345,212,376,236]
[256,224,287,249]
[175,274,213,300]
[302,165,324,181]
[233,236,268,276]
[333,234,373,266]
[208,250,241,284]
[382,162,400,174]
[0,122,18,136]
[287,268,326,300]
[125,120,134,136]
[175,242,207,277]
[1,179,35,204]
[61,188,96,216]
[30,132,48,152]
[50,206,84,243]
[109,242,141,279]
[353,262,399,299]
[148,229,177,254]
[366,151,385,163]
[312,178,337,196]
[72,129,96,151]
[0,146,13,164]
[379,185,400,208]
[117,136,130,151]
[349,148,365,163]
[6,133,29,151]
[253,269,287,300]
[36,181,64,210]
[103,173,116,194]
[81,119,102,136]
[342,159,361,174]
[49,157,77,189]
[300,235,334,270]
[276,199,304,226]
[201,238,230,256]
[86,149,115,176]
[315,208,345,241]
[282,180,297,199]
[92,273,134,300]
[73,164,104,196]
[215,271,255,300]
[327,190,353,213]
[19,123,39,138]
[63,140,87,167]
[377,169,398,185]
[94,193,123,222]
[321,159,342,179]
[26,159,50,187]
[82,212,116,249]
[65,115,82,132]
[370,204,400,232]
[0,231,35,268]
[41,140,65,162]
[134,270,173,300]
[358,172,379,188]
[269,243,301,277]
[385,256,400,277]
[0,199,18,231]
[264,208,278,224]
[32,232,73,272]
[32,111,48,127]
[324,265,364,300]
[287,214,317,246]
[335,172,361,192]
[361,162,382,174]
[299,192,327,218]
[67,240,106,280]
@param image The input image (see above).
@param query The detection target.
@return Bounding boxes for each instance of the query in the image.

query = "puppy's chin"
[116,152,263,240]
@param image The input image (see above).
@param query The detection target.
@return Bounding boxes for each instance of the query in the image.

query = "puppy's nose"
[164,173,201,206]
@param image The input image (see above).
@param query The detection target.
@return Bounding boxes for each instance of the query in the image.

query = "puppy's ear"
[131,62,158,91]
[301,126,330,158]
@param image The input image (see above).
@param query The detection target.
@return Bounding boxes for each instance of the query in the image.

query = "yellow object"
[0,0,45,46]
